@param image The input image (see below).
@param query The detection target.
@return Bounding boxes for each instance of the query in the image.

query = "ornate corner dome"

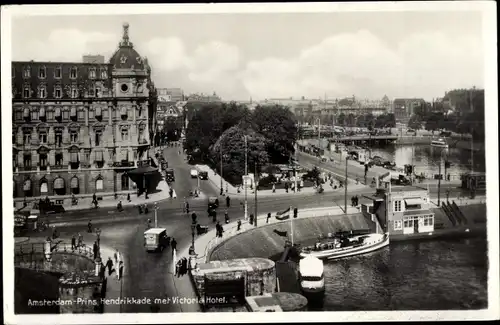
[109,23,145,70]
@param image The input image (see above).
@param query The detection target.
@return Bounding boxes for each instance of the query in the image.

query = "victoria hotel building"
[11,23,157,208]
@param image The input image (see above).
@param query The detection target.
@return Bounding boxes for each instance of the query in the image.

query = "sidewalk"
[64,179,174,212]
[170,204,360,312]
[195,164,367,198]
[24,232,126,313]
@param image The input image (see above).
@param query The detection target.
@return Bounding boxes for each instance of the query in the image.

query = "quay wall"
[209,204,487,261]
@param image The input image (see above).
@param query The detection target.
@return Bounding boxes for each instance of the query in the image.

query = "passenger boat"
[431,138,449,148]
[298,255,325,301]
[299,233,390,260]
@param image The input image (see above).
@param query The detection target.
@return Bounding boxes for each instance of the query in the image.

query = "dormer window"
[23,66,31,79]
[70,66,78,79]
[101,68,108,79]
[89,67,96,79]
[23,87,31,99]
[39,66,46,79]
[39,86,47,99]
[54,66,62,79]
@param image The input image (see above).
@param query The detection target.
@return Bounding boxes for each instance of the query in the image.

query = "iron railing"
[15,242,94,259]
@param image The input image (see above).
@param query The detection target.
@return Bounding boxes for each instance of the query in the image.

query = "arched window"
[121,173,129,190]
[23,179,33,197]
[40,178,48,194]
[95,176,104,191]
[70,176,79,194]
[53,177,66,195]
[23,107,30,118]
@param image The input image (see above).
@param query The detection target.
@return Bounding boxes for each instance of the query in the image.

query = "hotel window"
[54,66,62,79]
[39,154,48,171]
[71,88,78,99]
[55,153,63,165]
[95,130,102,146]
[393,220,402,230]
[40,179,48,194]
[23,154,31,167]
[78,110,84,121]
[23,66,31,78]
[39,131,47,144]
[55,130,63,147]
[95,86,101,98]
[15,111,22,120]
[70,130,78,143]
[88,87,95,97]
[89,67,96,79]
[70,66,78,79]
[39,86,47,99]
[39,66,46,79]
[96,178,104,191]
[39,106,46,120]
[47,110,54,121]
[121,128,129,141]
[55,87,62,99]
[23,87,31,99]
[63,110,70,120]
[394,200,402,212]
[101,69,108,79]
[31,110,39,120]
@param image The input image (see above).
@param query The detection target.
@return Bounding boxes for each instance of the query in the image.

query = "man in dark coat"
[71,235,77,251]
[212,210,217,223]
[87,220,93,233]
[105,257,114,276]
[267,213,271,224]
[226,196,231,208]
[215,222,221,237]
[237,220,242,231]
[171,238,177,253]
[118,261,124,280]
[181,258,188,275]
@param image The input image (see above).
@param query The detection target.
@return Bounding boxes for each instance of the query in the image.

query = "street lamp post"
[437,150,447,207]
[244,135,248,221]
[344,157,348,214]
[189,223,196,255]
[220,143,224,193]
[96,228,101,258]
[154,202,158,228]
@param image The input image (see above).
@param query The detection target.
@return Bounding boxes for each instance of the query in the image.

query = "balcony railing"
[111,161,135,168]
[52,164,65,170]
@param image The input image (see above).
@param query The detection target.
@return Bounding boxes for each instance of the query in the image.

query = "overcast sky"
[9,6,486,101]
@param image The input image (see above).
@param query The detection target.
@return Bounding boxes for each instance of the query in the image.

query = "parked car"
[190,169,199,178]
[198,171,208,180]
[165,168,175,182]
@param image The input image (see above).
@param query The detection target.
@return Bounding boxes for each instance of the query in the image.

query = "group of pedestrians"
[351,195,359,207]
[71,233,85,250]
[100,251,124,280]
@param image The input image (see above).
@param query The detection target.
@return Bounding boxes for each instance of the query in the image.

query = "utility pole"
[344,157,348,214]
[471,126,474,174]
[437,155,442,207]
[220,142,223,192]
[154,202,158,228]
[294,142,298,192]
[254,163,258,227]
[410,134,415,185]
[244,135,248,221]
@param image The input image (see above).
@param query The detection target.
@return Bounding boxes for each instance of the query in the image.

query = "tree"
[356,114,365,127]
[424,112,445,133]
[408,115,422,130]
[164,116,182,141]
[251,105,297,164]
[337,113,346,126]
[346,113,356,127]
[211,126,269,185]
[364,113,375,130]
[374,113,396,128]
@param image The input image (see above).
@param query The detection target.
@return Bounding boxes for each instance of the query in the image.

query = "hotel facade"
[11,23,156,207]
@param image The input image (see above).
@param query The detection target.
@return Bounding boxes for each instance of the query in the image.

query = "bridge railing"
[15,242,94,259]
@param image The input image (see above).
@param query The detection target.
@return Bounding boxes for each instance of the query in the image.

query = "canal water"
[319,238,488,311]
[367,144,486,177]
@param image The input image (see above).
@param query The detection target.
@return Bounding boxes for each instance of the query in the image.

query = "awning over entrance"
[54,178,65,189]
[405,198,424,206]
[127,166,161,193]
[403,209,433,216]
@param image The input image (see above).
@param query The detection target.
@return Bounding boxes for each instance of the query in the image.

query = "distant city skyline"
[8,4,486,101]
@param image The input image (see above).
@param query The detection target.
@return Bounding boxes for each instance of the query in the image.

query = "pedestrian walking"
[249,214,254,225]
[215,221,221,237]
[237,220,242,231]
[272,184,276,193]
[127,193,131,202]
[71,235,77,251]
[169,188,173,198]
[226,196,231,208]
[93,241,98,260]
[267,213,271,224]
[212,210,217,223]
[218,224,224,238]
[171,238,177,253]
[284,183,289,193]
[87,220,93,233]
[181,258,188,275]
[77,233,83,247]
[175,260,181,277]
[106,257,114,276]
[225,210,229,224]
[114,250,119,264]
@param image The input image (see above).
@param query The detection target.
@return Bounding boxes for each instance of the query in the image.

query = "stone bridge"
[15,242,105,313]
